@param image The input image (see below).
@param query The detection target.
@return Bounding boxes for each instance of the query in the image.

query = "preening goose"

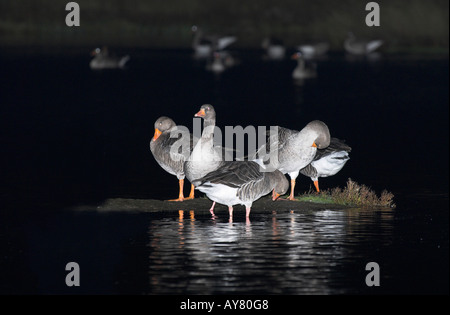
[150,117,194,201]
[344,32,383,55]
[191,25,237,58]
[89,47,130,70]
[262,37,286,60]
[297,42,330,58]
[254,120,331,200]
[192,161,289,218]
[300,138,351,192]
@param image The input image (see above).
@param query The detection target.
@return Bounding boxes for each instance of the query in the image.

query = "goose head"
[191,25,200,33]
[291,51,304,60]
[194,104,216,121]
[304,120,331,149]
[91,46,109,57]
[272,171,290,200]
[152,116,176,141]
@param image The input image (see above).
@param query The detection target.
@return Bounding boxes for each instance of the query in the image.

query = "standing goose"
[300,138,351,192]
[150,116,195,201]
[185,104,225,212]
[255,120,331,200]
[192,161,289,218]
[344,32,383,55]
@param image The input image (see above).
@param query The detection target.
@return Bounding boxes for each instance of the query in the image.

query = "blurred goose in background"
[89,46,130,70]
[300,138,351,192]
[291,52,317,80]
[344,32,384,55]
[185,104,226,213]
[261,37,286,60]
[150,117,195,201]
[297,42,330,59]
[206,51,238,74]
[206,52,226,74]
[192,161,289,218]
[253,120,331,200]
[191,25,237,58]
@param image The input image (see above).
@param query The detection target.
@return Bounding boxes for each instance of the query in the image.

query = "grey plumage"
[150,117,191,180]
[299,138,351,191]
[184,104,225,183]
[252,120,331,200]
[193,161,289,217]
[150,116,195,201]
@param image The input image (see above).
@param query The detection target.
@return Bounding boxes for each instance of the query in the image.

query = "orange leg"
[313,180,320,193]
[168,179,185,202]
[287,179,296,200]
[184,184,195,200]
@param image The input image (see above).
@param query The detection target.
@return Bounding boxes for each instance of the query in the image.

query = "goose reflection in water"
[146,209,396,294]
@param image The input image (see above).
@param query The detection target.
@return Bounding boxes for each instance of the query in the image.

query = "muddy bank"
[71,196,350,214]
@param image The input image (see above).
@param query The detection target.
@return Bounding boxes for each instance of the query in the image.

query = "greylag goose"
[344,32,383,55]
[192,161,289,218]
[255,120,331,200]
[206,52,226,74]
[191,25,237,58]
[297,42,330,58]
[291,52,317,80]
[262,37,286,60]
[150,116,195,201]
[299,138,351,192]
[185,104,225,212]
[89,47,130,70]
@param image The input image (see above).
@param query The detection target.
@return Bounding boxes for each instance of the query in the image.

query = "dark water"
[0,49,448,295]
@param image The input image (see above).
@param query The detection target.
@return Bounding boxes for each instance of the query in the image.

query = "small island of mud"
[71,195,350,215]
[70,179,394,214]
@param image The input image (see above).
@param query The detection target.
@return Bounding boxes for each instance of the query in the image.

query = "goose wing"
[312,138,351,161]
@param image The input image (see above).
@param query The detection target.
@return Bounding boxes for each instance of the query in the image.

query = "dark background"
[0,0,448,51]
[0,0,448,296]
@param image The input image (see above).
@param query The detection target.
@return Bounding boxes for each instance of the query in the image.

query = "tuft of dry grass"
[298,178,396,208]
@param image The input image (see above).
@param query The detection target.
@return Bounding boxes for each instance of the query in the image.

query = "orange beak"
[291,52,300,60]
[195,108,206,117]
[312,142,317,148]
[272,192,281,201]
[153,128,162,141]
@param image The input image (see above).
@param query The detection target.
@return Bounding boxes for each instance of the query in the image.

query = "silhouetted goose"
[192,161,289,218]
[291,52,317,80]
[254,120,331,200]
[89,47,130,70]
[344,32,383,55]
[297,42,330,58]
[300,138,351,192]
[262,37,286,60]
[150,116,194,201]
[191,25,237,58]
